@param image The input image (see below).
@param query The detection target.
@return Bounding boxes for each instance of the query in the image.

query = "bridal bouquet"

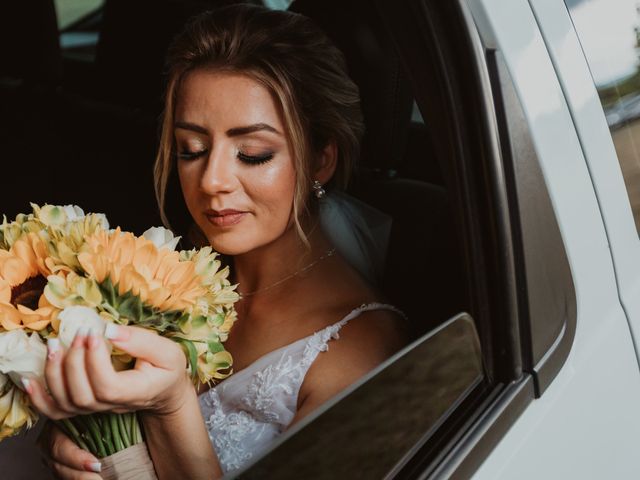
[0,204,238,477]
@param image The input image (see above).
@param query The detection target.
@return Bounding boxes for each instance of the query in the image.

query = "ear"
[313,141,338,185]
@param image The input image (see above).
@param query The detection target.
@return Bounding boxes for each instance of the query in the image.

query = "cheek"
[177,163,199,206]
[246,162,297,217]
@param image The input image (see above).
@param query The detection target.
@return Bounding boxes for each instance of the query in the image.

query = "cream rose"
[0,330,47,385]
[142,226,181,252]
[57,306,109,349]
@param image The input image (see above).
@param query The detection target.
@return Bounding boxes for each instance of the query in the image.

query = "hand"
[24,324,193,420]
[39,423,102,479]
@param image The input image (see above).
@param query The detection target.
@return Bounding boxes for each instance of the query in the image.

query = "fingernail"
[72,328,88,347]
[85,461,102,473]
[104,323,120,340]
[86,329,99,349]
[21,378,32,394]
[47,338,60,360]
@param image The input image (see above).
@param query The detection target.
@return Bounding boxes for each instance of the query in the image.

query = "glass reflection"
[567,0,640,231]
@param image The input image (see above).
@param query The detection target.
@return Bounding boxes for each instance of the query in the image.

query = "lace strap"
[299,302,406,370]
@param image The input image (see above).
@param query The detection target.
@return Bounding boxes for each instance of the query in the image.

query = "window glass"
[54,0,104,30]
[263,0,294,10]
[566,0,640,232]
[237,314,484,478]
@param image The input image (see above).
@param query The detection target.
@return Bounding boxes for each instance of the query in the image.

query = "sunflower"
[78,228,207,312]
[0,233,55,331]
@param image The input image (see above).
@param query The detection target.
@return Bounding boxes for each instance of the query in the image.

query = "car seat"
[290,0,468,339]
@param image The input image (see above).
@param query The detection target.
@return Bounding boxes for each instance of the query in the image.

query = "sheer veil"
[318,190,393,286]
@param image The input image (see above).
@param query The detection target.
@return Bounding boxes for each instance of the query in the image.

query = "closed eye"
[238,151,274,165]
[177,149,207,161]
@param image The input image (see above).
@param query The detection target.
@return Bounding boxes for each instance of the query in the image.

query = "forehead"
[174,70,283,131]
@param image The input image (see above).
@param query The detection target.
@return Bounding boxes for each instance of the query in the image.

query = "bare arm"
[142,386,223,480]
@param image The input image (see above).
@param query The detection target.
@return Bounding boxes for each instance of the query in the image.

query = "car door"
[533,0,640,370]
[460,0,640,478]
[230,0,640,478]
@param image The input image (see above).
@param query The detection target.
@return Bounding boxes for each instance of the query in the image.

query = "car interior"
[0,0,470,342]
[0,1,482,477]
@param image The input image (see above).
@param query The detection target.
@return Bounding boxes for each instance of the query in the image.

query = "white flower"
[0,330,47,385]
[142,226,181,251]
[61,205,85,221]
[94,213,110,230]
[58,306,108,349]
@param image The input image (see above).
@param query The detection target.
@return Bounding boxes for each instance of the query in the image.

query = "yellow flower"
[44,272,102,310]
[44,211,110,273]
[78,228,207,312]
[0,374,36,440]
[0,234,54,331]
[198,350,234,383]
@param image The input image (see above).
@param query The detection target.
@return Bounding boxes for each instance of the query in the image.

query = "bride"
[25,4,409,478]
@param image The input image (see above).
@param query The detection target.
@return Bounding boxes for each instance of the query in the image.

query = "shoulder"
[288,306,409,428]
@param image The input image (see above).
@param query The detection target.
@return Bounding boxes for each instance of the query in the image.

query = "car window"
[236,314,484,479]
[54,0,104,30]
[565,0,640,234]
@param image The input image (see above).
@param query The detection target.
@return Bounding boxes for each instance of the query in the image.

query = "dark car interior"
[0,0,468,342]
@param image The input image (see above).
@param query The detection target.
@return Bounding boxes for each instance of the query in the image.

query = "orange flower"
[0,233,55,331]
[78,228,206,312]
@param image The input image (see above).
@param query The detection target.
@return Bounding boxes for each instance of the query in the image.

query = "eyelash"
[177,149,274,165]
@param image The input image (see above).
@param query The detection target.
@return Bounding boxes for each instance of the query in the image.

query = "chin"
[203,230,261,256]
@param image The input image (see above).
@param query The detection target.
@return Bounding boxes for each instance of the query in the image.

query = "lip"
[205,209,248,227]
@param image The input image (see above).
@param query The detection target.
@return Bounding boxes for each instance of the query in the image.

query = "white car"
[237,0,640,478]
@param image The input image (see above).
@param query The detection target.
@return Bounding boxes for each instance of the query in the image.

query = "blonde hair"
[153,4,364,246]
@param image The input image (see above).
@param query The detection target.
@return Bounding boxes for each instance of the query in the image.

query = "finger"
[64,330,109,412]
[84,330,122,406]
[45,337,85,414]
[50,426,102,473]
[105,324,185,370]
[23,377,75,420]
[51,461,102,480]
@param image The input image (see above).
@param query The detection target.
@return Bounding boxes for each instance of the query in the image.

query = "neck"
[231,216,332,299]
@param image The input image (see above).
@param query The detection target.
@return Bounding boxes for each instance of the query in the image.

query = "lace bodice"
[198,302,404,475]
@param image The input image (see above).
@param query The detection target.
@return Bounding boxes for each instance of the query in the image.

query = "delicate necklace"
[239,247,337,297]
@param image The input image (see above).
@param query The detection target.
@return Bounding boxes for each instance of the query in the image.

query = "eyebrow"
[174,121,280,136]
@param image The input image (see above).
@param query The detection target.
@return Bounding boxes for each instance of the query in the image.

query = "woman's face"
[175,70,297,255]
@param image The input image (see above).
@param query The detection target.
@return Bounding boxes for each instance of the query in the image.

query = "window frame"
[229,0,578,476]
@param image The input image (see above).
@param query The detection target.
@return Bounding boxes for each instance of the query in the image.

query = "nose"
[199,145,237,195]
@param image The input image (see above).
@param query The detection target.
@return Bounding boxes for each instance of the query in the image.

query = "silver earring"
[312,180,326,199]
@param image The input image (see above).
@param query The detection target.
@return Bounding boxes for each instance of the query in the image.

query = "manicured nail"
[104,323,119,340]
[85,461,102,473]
[72,328,88,347]
[104,323,129,341]
[21,378,32,394]
[47,338,60,360]
[86,329,99,349]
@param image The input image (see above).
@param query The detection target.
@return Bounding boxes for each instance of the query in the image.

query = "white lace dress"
[198,302,403,475]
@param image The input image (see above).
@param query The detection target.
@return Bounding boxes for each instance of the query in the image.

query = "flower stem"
[74,417,98,457]
[59,419,90,452]
[117,414,131,448]
[109,414,124,451]
[123,412,132,444]
[101,414,116,455]
[85,415,108,458]
[130,413,139,444]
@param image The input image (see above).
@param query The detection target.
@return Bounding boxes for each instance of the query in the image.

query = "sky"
[568,0,640,86]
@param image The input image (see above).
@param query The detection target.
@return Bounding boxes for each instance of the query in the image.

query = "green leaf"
[99,278,117,306]
[173,338,198,381]
[207,341,225,353]
[211,313,225,327]
[117,295,143,321]
[192,315,207,328]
